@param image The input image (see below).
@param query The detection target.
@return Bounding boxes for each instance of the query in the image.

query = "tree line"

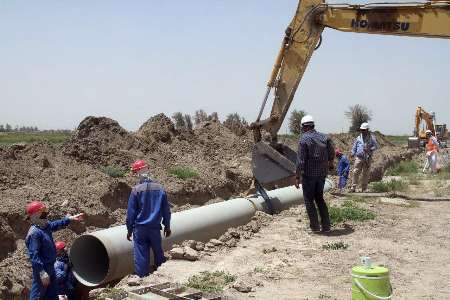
[288,104,372,135]
[174,104,371,137]
[0,124,39,132]
[172,110,248,136]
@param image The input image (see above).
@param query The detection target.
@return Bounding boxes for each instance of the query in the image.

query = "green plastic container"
[351,265,392,300]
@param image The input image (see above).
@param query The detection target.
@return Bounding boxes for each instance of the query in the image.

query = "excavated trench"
[0,114,418,299]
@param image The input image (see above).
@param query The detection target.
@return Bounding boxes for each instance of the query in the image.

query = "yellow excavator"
[408,106,448,148]
[251,0,450,186]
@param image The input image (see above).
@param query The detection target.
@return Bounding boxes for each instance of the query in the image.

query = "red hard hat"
[131,160,148,173]
[55,241,66,251]
[335,149,342,156]
[25,201,46,216]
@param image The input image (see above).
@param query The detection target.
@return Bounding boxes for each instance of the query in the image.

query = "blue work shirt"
[126,178,171,233]
[297,129,335,177]
[25,218,71,273]
[351,133,378,159]
[55,255,76,294]
[337,155,350,177]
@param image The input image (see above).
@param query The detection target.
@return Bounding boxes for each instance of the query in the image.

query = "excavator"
[408,106,448,148]
[251,0,450,188]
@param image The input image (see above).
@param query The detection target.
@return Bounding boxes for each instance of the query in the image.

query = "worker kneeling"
[54,241,77,300]
[126,160,172,277]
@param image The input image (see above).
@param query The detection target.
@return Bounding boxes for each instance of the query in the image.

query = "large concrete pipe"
[70,181,332,286]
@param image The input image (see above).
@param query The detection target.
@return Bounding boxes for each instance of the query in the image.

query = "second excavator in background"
[251,0,450,187]
[408,106,448,148]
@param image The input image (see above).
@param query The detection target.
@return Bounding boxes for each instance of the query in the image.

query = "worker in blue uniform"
[54,241,77,300]
[126,160,172,278]
[336,149,350,193]
[25,201,83,300]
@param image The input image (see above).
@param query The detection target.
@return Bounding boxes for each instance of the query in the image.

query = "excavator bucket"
[252,141,297,185]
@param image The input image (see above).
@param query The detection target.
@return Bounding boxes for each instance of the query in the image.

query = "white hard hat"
[426,130,432,134]
[360,122,370,130]
[301,115,314,125]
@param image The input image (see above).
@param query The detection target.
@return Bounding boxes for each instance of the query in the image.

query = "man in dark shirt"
[295,115,335,233]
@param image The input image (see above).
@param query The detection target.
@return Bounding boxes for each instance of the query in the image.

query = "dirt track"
[0,114,415,299]
[117,176,450,299]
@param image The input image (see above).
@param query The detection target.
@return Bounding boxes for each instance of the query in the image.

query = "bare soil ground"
[0,114,415,299]
[114,172,450,300]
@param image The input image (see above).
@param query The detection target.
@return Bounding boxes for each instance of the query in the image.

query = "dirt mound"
[329,131,394,153]
[136,113,178,145]
[63,116,146,168]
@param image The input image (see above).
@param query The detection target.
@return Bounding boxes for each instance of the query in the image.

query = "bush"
[322,241,349,250]
[371,179,407,192]
[288,109,306,135]
[223,113,248,136]
[101,165,127,178]
[186,271,236,293]
[329,201,376,224]
[169,167,199,180]
[194,110,209,125]
[172,112,186,130]
[386,161,418,176]
[345,104,372,133]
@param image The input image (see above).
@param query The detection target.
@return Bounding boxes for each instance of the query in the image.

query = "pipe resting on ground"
[70,181,333,287]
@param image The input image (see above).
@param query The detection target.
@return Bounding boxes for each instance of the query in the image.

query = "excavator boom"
[252,0,450,185]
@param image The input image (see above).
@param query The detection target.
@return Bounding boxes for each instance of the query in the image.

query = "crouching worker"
[336,149,350,193]
[126,160,172,278]
[54,241,77,300]
[25,201,83,300]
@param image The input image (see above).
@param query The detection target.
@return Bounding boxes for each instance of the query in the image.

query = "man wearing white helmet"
[351,122,378,192]
[295,115,335,233]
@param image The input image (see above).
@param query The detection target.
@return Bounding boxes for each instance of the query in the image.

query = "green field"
[385,135,409,146]
[0,132,72,145]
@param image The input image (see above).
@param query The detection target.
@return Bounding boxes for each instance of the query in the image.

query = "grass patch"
[437,163,450,180]
[101,288,127,299]
[322,241,349,250]
[169,167,199,180]
[254,266,266,273]
[371,179,407,192]
[186,271,236,293]
[329,200,376,225]
[0,132,71,145]
[385,135,409,146]
[101,165,128,178]
[408,176,420,185]
[386,160,418,176]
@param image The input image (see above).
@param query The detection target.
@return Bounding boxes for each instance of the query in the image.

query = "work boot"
[321,227,331,234]
[350,185,356,193]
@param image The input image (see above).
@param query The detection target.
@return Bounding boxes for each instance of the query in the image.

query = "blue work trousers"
[133,225,166,277]
[338,175,348,189]
[30,264,58,300]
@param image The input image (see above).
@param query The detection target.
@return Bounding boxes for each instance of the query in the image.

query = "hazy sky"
[1,1,449,134]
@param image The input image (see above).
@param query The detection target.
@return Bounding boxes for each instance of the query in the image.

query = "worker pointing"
[126,160,172,278]
[351,122,378,192]
[25,201,83,300]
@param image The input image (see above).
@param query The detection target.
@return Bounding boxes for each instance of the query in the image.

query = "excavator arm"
[252,0,450,185]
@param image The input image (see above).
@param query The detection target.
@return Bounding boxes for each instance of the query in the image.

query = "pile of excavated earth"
[0,114,415,299]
